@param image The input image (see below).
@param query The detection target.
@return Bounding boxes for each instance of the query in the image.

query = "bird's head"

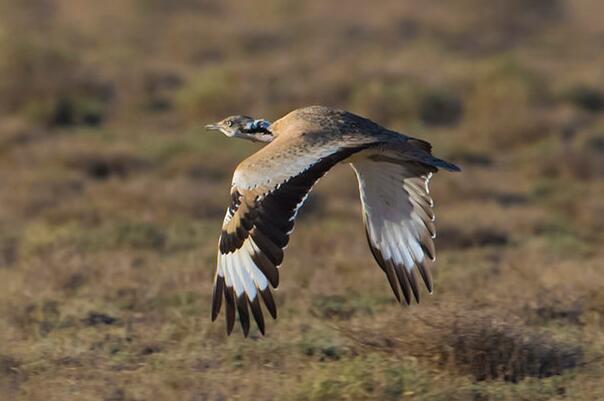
[205,115,274,143]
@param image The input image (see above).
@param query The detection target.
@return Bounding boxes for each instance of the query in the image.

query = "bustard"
[205,105,460,336]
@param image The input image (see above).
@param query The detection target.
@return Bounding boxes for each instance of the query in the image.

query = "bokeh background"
[1,1,604,400]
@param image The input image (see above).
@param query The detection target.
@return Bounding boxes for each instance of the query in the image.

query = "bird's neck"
[245,132,274,143]
[242,119,274,143]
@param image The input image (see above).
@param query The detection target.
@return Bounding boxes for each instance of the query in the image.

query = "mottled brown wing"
[212,144,370,336]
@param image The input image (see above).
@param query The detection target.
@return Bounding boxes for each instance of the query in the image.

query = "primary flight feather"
[205,105,460,336]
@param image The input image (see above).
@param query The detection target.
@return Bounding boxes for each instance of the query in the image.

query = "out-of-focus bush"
[462,58,551,147]
[142,70,184,112]
[441,314,583,382]
[538,132,604,182]
[349,78,420,125]
[564,85,604,113]
[415,0,565,53]
[137,0,220,15]
[419,88,463,126]
[346,310,583,383]
[350,78,464,127]
[0,37,113,127]
[175,68,243,122]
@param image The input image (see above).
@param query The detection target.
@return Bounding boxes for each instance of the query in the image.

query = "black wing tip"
[250,296,266,336]
[382,260,403,304]
[420,242,436,262]
[227,298,269,337]
[260,287,277,319]
[387,270,402,303]
[366,240,430,306]
[364,229,404,304]
[417,258,434,293]
[236,295,251,337]
[405,269,421,304]
[391,261,412,305]
[225,287,236,335]
[211,275,225,321]
[213,252,279,336]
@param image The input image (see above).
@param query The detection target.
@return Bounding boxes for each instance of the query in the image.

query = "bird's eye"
[226,120,233,127]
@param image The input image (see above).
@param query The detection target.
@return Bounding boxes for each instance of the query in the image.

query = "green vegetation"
[1,0,604,400]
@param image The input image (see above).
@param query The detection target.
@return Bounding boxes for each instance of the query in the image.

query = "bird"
[205,105,460,336]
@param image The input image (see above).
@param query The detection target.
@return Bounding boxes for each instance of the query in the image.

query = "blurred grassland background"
[1,0,604,400]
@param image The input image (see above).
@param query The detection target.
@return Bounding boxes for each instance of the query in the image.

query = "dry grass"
[1,0,604,400]
[344,310,584,382]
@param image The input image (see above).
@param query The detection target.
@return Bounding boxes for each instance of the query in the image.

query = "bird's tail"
[427,155,461,172]
[406,139,461,172]
[367,139,461,172]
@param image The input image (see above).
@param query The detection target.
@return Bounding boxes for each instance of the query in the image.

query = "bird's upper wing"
[212,133,376,336]
[351,159,437,304]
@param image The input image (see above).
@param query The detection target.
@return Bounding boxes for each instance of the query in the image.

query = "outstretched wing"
[351,160,437,304]
[212,134,374,336]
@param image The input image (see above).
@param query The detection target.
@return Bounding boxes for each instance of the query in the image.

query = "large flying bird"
[205,105,460,336]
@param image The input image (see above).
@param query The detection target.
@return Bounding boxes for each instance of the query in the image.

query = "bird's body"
[206,105,460,336]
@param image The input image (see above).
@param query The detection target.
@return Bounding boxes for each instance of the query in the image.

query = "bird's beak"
[205,123,219,131]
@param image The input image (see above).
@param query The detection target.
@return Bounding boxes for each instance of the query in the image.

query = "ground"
[0,1,603,400]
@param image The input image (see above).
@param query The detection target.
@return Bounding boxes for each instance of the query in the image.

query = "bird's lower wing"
[351,160,437,304]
